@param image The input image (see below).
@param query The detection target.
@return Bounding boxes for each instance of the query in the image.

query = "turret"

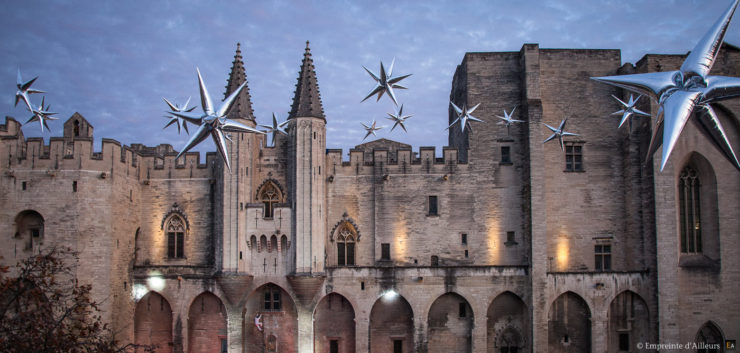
[288,41,327,274]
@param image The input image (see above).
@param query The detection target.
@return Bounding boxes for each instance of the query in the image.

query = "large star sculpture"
[163,97,196,135]
[543,118,579,151]
[169,68,264,171]
[24,96,57,133]
[259,113,289,146]
[386,104,412,132]
[611,94,650,130]
[495,107,524,134]
[362,59,411,106]
[592,0,740,171]
[361,120,383,140]
[15,69,44,112]
[447,101,483,133]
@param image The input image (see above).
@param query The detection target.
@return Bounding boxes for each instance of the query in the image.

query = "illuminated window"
[679,166,702,253]
[166,215,185,259]
[565,144,583,172]
[257,181,283,219]
[263,286,282,311]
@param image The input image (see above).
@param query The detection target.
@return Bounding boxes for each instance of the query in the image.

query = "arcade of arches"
[131,287,666,353]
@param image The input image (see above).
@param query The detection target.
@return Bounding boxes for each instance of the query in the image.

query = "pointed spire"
[288,40,326,120]
[224,42,255,121]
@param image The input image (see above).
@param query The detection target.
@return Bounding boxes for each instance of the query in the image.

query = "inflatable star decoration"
[169,68,264,171]
[592,0,740,171]
[543,118,579,151]
[386,104,412,132]
[362,58,411,106]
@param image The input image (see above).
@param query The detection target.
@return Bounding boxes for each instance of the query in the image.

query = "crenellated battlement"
[0,116,216,181]
[326,145,466,177]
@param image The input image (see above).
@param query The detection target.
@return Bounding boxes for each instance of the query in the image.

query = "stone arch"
[13,210,44,253]
[188,292,227,353]
[250,235,257,250]
[260,235,267,253]
[255,179,285,218]
[548,291,591,353]
[369,292,414,353]
[270,235,278,252]
[427,292,473,353]
[607,290,649,353]
[696,321,724,353]
[244,283,297,353]
[676,152,720,263]
[134,291,173,353]
[280,235,288,253]
[313,292,356,353]
[488,291,528,353]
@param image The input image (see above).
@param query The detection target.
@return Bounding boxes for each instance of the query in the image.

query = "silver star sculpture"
[362,58,411,106]
[259,113,289,146]
[611,94,650,130]
[361,120,383,140]
[592,0,740,171]
[163,97,196,135]
[170,68,264,171]
[448,101,483,133]
[543,118,579,151]
[496,107,524,134]
[386,104,412,132]
[24,96,57,133]
[15,69,44,112]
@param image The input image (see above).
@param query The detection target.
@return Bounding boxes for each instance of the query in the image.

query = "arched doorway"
[488,291,528,353]
[548,292,591,353]
[314,293,355,353]
[369,292,413,353]
[607,291,649,353]
[427,292,473,353]
[188,292,227,353]
[244,283,297,353]
[134,292,173,353]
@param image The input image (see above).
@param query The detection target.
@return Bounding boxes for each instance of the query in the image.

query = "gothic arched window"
[257,181,283,219]
[166,215,185,259]
[336,223,356,266]
[679,166,702,253]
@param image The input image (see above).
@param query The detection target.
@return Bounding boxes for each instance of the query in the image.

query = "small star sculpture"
[495,106,524,134]
[259,113,289,146]
[362,58,411,106]
[543,118,579,151]
[386,104,412,132]
[15,69,44,112]
[592,0,740,171]
[611,94,650,130]
[163,97,196,135]
[169,68,264,171]
[448,101,483,133]
[361,120,383,140]
[24,96,57,133]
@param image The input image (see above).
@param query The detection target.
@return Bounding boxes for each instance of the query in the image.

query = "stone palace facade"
[1,41,739,353]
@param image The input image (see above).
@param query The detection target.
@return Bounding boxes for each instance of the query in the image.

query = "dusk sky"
[2,0,739,158]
